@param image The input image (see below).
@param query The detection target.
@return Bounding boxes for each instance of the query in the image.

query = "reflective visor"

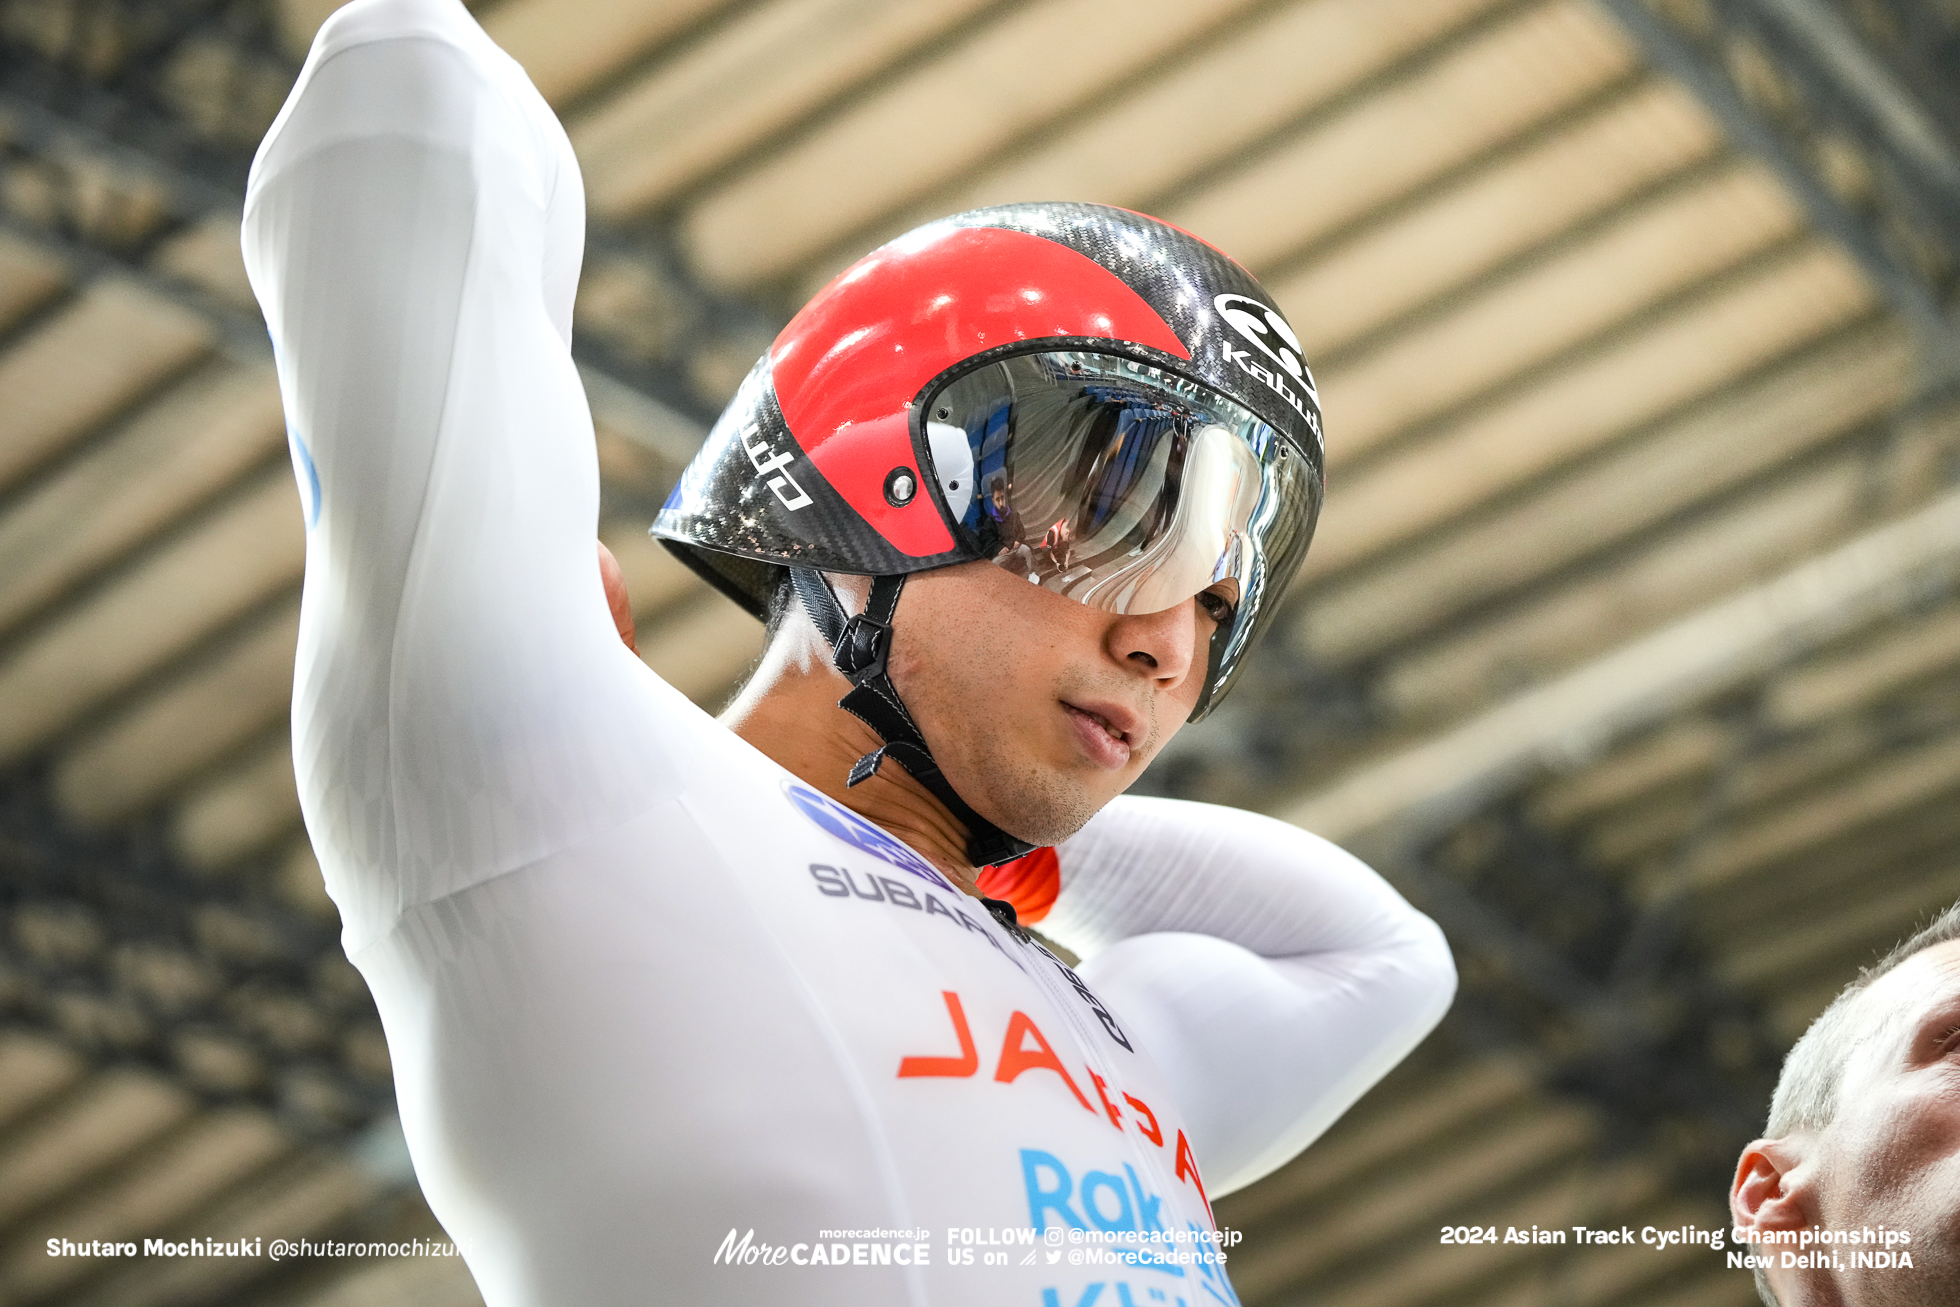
[919,349,1319,720]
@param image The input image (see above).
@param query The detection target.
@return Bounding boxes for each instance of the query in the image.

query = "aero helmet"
[654,202,1324,868]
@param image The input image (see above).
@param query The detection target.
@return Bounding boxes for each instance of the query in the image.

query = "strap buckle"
[833,612,892,684]
[789,567,1039,869]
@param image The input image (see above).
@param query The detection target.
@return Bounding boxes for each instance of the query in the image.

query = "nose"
[1105,599,1199,689]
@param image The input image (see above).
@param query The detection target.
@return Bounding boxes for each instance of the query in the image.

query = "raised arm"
[243,0,686,953]
[1040,795,1456,1196]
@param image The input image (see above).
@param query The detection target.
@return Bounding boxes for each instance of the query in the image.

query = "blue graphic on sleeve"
[288,427,322,529]
[783,781,957,891]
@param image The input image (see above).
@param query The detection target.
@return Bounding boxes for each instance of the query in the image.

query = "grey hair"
[1749,899,1960,1306]
[1766,898,1960,1136]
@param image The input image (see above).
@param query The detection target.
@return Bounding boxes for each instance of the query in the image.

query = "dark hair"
[762,568,799,646]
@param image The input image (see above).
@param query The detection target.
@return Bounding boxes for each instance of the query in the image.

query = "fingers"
[598,540,637,653]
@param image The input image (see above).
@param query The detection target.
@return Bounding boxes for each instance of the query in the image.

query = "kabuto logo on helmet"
[1214,292,1319,436]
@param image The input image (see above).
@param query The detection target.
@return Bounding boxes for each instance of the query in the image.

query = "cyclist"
[244,0,1456,1301]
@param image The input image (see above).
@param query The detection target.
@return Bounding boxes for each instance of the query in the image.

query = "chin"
[934,708,1139,850]
[966,761,1107,851]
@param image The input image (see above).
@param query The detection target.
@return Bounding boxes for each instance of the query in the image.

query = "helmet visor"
[920,349,1319,720]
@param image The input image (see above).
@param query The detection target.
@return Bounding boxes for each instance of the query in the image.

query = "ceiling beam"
[0,762,394,1140]
[1284,475,1960,848]
[1594,0,1960,370]
[0,56,730,436]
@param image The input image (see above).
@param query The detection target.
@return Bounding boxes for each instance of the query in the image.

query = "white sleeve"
[1039,795,1456,1196]
[242,0,692,954]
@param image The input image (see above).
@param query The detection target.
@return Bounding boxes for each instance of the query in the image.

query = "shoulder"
[309,0,487,61]
[247,0,554,212]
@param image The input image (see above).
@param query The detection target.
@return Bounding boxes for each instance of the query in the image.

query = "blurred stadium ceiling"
[1,0,1959,1304]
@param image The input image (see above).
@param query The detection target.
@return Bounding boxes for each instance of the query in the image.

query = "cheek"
[889,604,1050,724]
[1827,1087,1960,1217]
[1150,711,1192,759]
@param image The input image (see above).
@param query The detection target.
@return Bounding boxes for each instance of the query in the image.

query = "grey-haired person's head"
[1733,900,1960,1306]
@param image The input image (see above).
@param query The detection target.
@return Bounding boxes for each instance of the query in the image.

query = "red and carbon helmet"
[652,201,1325,722]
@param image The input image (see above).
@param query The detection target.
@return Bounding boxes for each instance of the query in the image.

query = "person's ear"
[1732,1137,1811,1234]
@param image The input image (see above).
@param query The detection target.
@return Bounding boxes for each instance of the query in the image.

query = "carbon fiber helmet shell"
[652,202,1326,707]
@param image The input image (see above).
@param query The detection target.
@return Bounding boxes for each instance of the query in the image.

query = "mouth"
[1060,699,1144,770]
[1071,705,1129,744]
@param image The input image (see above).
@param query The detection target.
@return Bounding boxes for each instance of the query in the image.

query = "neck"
[721,625,985,897]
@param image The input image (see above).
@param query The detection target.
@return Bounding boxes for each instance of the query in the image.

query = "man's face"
[1811,940,1960,1302]
[881,559,1222,848]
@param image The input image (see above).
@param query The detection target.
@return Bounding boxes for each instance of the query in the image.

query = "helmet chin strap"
[789,568,1038,882]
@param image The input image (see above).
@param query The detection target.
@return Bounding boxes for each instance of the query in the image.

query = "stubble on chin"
[959,729,1101,848]
[968,714,1168,849]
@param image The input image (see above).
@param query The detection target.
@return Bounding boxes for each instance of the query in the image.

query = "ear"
[1732,1137,1811,1234]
